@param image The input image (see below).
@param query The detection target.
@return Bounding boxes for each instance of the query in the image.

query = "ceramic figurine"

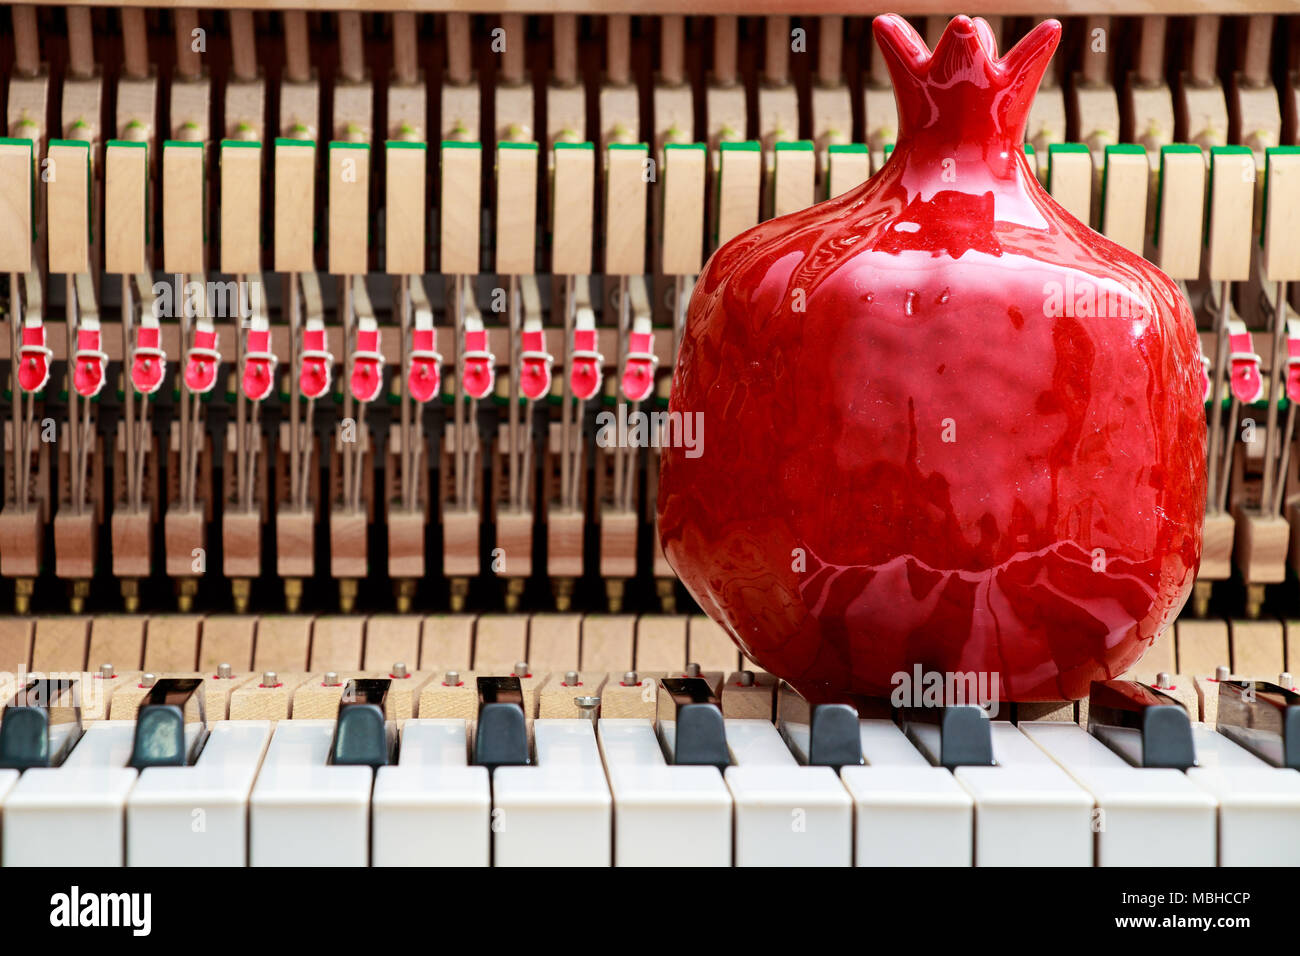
[659,15,1205,703]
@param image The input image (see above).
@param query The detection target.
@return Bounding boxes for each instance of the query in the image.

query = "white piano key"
[842,766,973,866]
[1187,723,1300,866]
[724,719,852,867]
[1020,721,1216,867]
[726,718,799,765]
[248,720,373,867]
[1187,767,1300,866]
[46,722,82,765]
[858,719,933,767]
[598,718,731,867]
[955,723,1093,867]
[372,719,490,867]
[492,719,611,867]
[841,717,973,866]
[1192,725,1272,769]
[4,721,139,866]
[126,720,272,867]
[63,720,137,766]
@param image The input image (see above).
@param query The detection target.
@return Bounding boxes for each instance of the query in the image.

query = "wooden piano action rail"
[9,0,1299,15]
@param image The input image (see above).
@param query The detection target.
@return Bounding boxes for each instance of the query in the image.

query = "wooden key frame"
[328,142,370,276]
[46,139,91,275]
[274,138,317,273]
[1099,143,1148,256]
[385,141,426,275]
[551,142,594,277]
[1262,147,1300,284]
[495,141,538,276]
[773,140,816,219]
[716,140,761,249]
[827,143,869,201]
[660,143,706,277]
[1047,143,1092,226]
[219,140,262,276]
[1206,145,1255,283]
[162,140,206,276]
[604,143,649,277]
[1154,144,1206,280]
[104,140,148,276]
[440,141,481,276]
[0,138,34,274]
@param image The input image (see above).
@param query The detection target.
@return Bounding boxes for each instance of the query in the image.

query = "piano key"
[126,720,272,866]
[840,763,974,867]
[3,721,139,865]
[248,719,374,867]
[954,723,1094,867]
[904,704,995,768]
[474,676,531,770]
[1186,764,1300,866]
[1019,720,1216,866]
[371,719,490,867]
[598,717,732,866]
[724,718,852,867]
[656,676,728,769]
[492,718,611,866]
[1215,678,1299,769]
[850,717,1001,866]
[1087,679,1197,769]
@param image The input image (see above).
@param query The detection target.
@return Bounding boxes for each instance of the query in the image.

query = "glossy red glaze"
[658,15,1206,704]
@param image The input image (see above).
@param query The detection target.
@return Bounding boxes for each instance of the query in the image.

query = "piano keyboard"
[0,652,1295,867]
[3,702,1297,867]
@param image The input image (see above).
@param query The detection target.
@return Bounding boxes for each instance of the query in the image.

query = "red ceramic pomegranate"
[658,14,1205,704]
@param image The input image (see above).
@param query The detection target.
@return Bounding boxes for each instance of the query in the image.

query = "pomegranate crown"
[872,14,1062,146]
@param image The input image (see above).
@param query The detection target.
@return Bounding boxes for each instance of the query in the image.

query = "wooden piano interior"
[1,3,1300,711]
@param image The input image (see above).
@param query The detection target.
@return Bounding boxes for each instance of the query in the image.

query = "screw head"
[739,670,756,687]
[217,662,233,679]
[622,671,637,686]
[564,670,579,686]
[324,671,340,686]
[685,662,701,678]
[445,670,461,686]
[1216,665,1231,682]
[262,671,279,687]
[141,673,157,688]
[99,663,114,679]
[1155,672,1172,690]
[514,662,529,678]
[392,662,409,679]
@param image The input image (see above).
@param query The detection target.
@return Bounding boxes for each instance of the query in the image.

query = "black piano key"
[474,676,530,769]
[130,678,206,769]
[330,678,394,768]
[1216,680,1300,770]
[0,679,82,770]
[658,677,729,770]
[1088,679,1196,770]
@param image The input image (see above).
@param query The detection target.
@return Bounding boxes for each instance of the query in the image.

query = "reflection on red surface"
[658,15,1205,704]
